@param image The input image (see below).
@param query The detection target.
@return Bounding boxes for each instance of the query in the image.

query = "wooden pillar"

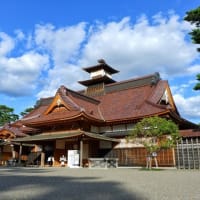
[80,139,83,167]
[10,144,15,159]
[41,146,45,167]
[186,138,190,169]
[181,139,185,169]
[172,148,176,167]
[176,142,180,169]
[197,138,200,169]
[18,143,22,164]
[191,138,195,169]
[0,146,2,165]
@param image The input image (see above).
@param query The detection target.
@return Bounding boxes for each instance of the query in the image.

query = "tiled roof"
[96,81,168,122]
[23,110,95,125]
[103,131,130,137]
[0,123,28,138]
[148,80,167,103]
[20,73,188,127]
[22,86,104,125]
[180,129,200,137]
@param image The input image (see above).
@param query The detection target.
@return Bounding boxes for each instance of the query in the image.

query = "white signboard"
[68,150,80,168]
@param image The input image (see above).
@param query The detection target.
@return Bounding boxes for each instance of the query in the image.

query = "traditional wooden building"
[0,60,197,167]
[0,122,30,165]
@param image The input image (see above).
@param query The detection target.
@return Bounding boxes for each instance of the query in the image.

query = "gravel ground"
[0,167,199,200]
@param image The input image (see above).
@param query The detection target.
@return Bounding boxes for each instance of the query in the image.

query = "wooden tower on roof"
[79,59,119,96]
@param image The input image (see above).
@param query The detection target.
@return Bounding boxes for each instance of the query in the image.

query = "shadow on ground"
[0,167,146,200]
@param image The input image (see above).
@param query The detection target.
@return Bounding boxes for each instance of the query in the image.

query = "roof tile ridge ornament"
[80,107,85,112]
[150,72,161,86]
[97,58,106,64]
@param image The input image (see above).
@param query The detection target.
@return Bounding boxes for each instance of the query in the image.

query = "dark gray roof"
[105,72,161,94]
[102,131,130,137]
[12,131,119,143]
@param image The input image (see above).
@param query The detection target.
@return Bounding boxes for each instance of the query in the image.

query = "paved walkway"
[0,167,199,200]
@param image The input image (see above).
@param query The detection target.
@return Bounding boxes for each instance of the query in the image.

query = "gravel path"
[0,167,199,200]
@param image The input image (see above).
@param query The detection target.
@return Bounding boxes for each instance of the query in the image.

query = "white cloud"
[171,79,197,96]
[34,23,86,65]
[0,32,15,56]
[174,94,200,123]
[170,78,200,123]
[34,23,87,98]
[187,64,200,75]
[37,64,84,98]
[0,23,87,98]
[14,29,25,40]
[80,14,198,80]
[0,51,49,96]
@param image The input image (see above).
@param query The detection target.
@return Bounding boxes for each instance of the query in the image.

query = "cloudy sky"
[0,0,200,123]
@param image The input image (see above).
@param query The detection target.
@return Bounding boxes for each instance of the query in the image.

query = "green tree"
[184,7,200,90]
[128,116,180,169]
[0,105,19,126]
[184,7,200,50]
[20,107,34,117]
[193,74,200,90]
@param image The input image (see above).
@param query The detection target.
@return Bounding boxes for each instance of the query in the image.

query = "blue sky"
[0,0,200,123]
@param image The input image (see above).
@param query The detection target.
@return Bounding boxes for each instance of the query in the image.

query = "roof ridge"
[58,86,81,111]
[105,72,160,94]
[66,87,100,105]
[107,72,160,87]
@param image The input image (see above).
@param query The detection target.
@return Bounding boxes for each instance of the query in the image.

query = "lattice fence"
[175,138,200,169]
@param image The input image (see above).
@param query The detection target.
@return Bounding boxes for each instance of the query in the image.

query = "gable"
[159,86,176,111]
[44,93,74,115]
[160,89,169,105]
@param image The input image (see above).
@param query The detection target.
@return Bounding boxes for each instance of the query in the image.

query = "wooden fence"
[175,137,200,169]
[106,147,174,167]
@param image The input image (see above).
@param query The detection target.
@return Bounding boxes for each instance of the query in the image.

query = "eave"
[168,111,198,129]
[12,131,119,143]
[22,111,105,127]
[83,64,119,74]
[104,110,172,125]
[79,75,116,86]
